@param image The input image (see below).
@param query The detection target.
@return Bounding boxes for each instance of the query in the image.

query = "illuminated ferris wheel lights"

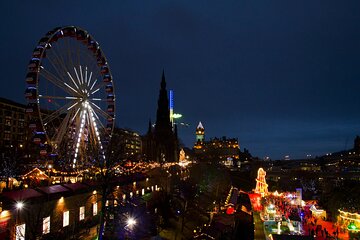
[64,82,78,94]
[73,67,81,84]
[90,101,101,110]
[67,72,79,89]
[90,79,97,91]
[91,88,100,95]
[67,102,78,111]
[25,26,115,168]
[79,66,84,84]
[85,67,88,83]
[65,96,79,100]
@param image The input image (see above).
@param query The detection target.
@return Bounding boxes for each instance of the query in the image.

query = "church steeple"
[143,70,178,163]
[161,69,166,89]
[155,70,172,134]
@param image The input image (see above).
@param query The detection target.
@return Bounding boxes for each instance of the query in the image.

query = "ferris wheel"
[25,26,115,169]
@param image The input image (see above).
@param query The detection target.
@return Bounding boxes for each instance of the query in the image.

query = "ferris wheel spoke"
[89,98,106,101]
[65,37,75,72]
[47,47,71,80]
[85,66,88,85]
[42,101,76,125]
[89,107,107,133]
[51,108,72,145]
[67,71,80,91]
[70,106,81,123]
[76,45,81,72]
[40,69,71,95]
[39,95,81,100]
[87,71,93,87]
[89,78,98,91]
[79,65,84,85]
[81,46,100,75]
[41,68,79,96]
[91,81,107,95]
[89,101,112,120]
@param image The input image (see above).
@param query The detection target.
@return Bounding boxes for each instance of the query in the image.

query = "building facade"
[0,98,30,155]
[193,121,241,162]
[0,173,156,240]
[113,128,142,160]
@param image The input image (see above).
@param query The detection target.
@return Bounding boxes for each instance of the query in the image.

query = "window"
[4,133,10,140]
[43,216,50,234]
[93,202,98,216]
[63,210,69,227]
[79,206,85,221]
[15,223,25,240]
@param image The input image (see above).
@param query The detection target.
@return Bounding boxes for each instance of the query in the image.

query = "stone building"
[142,71,178,163]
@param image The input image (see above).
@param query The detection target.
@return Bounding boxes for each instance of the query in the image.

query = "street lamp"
[15,201,25,240]
[16,201,24,210]
[126,217,136,228]
[48,164,52,185]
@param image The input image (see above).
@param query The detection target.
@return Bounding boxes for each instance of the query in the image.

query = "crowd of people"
[262,193,350,239]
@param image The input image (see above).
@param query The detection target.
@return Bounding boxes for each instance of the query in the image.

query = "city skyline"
[2,1,360,159]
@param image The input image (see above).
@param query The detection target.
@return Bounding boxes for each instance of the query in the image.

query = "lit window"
[16,223,26,240]
[43,216,50,234]
[63,211,69,227]
[93,202,98,216]
[79,206,85,221]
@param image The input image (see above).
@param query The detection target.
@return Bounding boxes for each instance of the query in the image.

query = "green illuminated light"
[173,113,182,119]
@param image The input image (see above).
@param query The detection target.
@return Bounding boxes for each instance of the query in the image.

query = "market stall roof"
[1,188,43,202]
[37,185,70,195]
[62,182,88,192]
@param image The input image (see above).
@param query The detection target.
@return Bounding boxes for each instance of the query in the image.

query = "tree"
[90,133,124,240]
[0,149,19,190]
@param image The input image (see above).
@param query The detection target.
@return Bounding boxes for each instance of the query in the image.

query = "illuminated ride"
[255,168,268,197]
[25,26,115,169]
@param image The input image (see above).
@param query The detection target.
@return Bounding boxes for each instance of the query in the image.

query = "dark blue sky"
[2,0,360,159]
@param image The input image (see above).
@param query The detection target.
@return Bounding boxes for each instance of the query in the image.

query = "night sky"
[2,1,360,160]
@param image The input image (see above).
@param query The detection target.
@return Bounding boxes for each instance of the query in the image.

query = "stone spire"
[155,70,172,134]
